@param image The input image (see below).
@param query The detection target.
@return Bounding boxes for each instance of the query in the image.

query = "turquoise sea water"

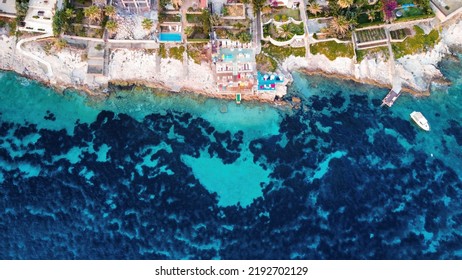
[0,54,461,259]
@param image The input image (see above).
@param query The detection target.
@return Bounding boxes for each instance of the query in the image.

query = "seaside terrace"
[215,47,256,93]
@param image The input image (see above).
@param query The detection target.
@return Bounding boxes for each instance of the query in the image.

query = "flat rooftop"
[29,0,57,10]
[0,0,16,14]
[431,0,462,16]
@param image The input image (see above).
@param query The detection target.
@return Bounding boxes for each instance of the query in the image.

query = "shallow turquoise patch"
[182,150,271,207]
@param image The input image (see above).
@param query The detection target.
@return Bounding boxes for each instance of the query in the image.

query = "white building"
[0,0,17,18]
[272,0,300,9]
[120,0,150,10]
[19,0,57,33]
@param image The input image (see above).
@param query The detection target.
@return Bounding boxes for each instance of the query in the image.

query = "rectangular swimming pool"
[159,33,182,42]
[219,48,254,63]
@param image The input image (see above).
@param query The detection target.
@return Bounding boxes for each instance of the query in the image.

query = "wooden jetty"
[381,88,401,107]
[236,93,241,104]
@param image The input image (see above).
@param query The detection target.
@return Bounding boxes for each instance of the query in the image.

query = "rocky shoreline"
[1,18,462,104]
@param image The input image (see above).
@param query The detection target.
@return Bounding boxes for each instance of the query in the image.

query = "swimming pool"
[159,33,182,42]
[219,48,254,63]
[401,3,415,11]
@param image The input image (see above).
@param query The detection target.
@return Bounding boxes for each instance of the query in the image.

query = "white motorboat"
[410,111,430,131]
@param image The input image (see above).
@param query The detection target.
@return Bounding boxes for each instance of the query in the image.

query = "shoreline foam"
[1,18,462,102]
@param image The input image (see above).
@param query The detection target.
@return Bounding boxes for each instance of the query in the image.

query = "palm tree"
[366,10,375,22]
[329,16,350,38]
[337,0,354,9]
[142,18,153,33]
[106,20,118,35]
[238,32,251,43]
[104,5,116,18]
[210,14,220,26]
[307,3,322,16]
[62,8,75,33]
[184,26,193,37]
[278,24,293,40]
[261,5,272,15]
[84,5,102,25]
[64,8,75,20]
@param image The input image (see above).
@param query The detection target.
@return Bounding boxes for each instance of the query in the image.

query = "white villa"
[272,0,301,9]
[19,0,57,33]
[0,0,17,18]
[120,0,151,11]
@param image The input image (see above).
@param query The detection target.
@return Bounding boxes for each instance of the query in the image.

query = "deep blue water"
[0,55,462,260]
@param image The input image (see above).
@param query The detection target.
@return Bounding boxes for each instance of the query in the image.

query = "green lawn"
[159,13,181,23]
[392,26,440,58]
[186,14,201,24]
[398,0,415,4]
[263,22,305,42]
[263,7,301,22]
[310,41,354,60]
[356,11,383,28]
[261,43,305,61]
[356,46,390,63]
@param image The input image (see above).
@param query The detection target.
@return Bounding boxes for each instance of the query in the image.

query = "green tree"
[106,20,118,34]
[184,26,193,37]
[278,24,293,40]
[337,0,354,9]
[252,0,266,14]
[261,5,272,15]
[64,8,75,20]
[200,9,211,34]
[104,5,116,18]
[210,14,221,26]
[238,32,251,43]
[307,3,322,16]
[142,18,153,32]
[222,6,229,16]
[329,16,350,38]
[84,5,102,25]
[366,10,375,22]
[233,22,244,30]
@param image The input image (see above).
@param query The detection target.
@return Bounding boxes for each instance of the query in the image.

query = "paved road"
[299,0,311,58]
[255,10,262,54]
[106,41,159,49]
[384,26,402,91]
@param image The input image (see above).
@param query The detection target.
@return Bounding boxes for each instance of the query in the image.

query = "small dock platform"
[236,93,241,104]
[381,89,401,107]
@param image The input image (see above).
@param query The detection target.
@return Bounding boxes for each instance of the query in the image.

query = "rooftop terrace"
[0,0,16,15]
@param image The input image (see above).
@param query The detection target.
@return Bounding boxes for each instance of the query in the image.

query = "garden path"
[16,33,54,78]
[299,0,311,58]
